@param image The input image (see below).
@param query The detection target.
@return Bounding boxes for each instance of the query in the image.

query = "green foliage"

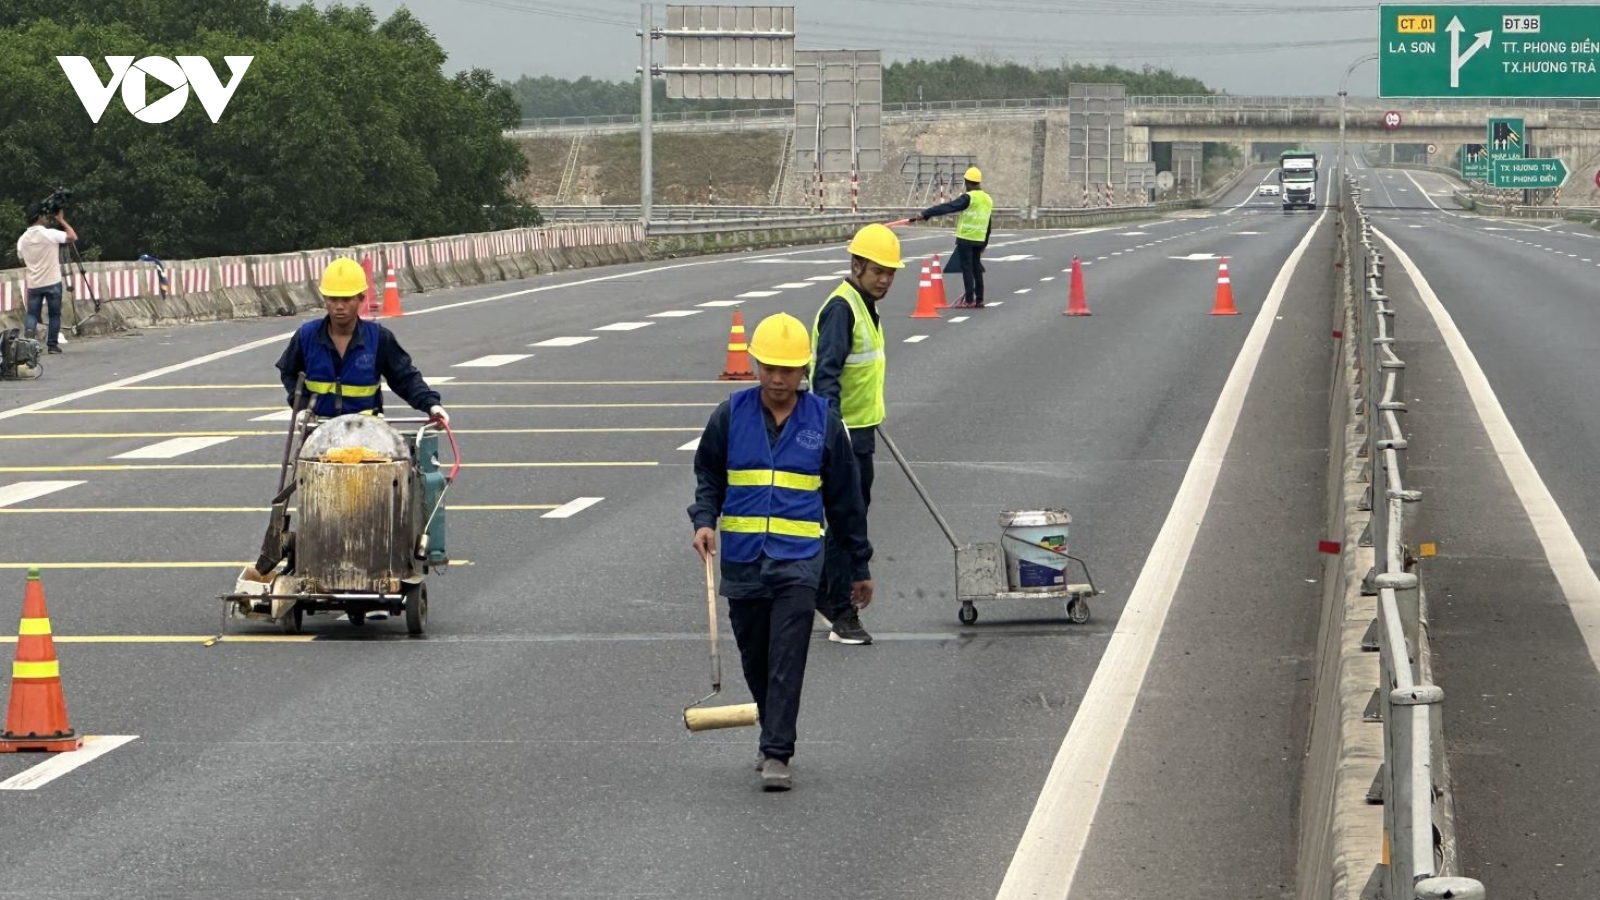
[0,2,539,266]
[507,56,1216,120]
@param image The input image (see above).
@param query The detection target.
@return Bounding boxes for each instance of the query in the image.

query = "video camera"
[37,186,72,216]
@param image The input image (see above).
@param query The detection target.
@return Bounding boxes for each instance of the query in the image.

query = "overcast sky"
[329,0,1393,95]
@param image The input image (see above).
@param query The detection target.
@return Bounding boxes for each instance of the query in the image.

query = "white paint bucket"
[999,509,1071,593]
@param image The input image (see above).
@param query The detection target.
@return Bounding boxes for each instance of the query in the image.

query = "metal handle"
[704,553,721,693]
[877,426,962,550]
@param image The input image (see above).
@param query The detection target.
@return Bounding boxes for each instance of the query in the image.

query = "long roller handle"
[704,553,721,694]
[877,426,962,550]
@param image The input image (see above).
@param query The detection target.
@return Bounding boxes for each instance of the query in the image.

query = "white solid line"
[541,496,604,519]
[772,283,813,289]
[112,436,236,460]
[0,735,139,790]
[737,291,780,298]
[995,208,1329,900]
[678,437,701,451]
[949,316,970,323]
[1376,226,1600,677]
[903,335,929,343]
[530,337,598,347]
[650,310,703,318]
[698,300,744,307]
[1014,289,1032,294]
[454,354,533,368]
[0,481,85,508]
[592,322,655,331]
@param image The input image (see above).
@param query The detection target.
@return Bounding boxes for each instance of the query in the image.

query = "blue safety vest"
[720,388,827,562]
[297,319,381,417]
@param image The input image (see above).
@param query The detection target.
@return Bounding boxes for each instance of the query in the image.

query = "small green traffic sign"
[1380,5,1600,97]
[1461,143,1490,180]
[1490,156,1568,188]
[1487,117,1525,164]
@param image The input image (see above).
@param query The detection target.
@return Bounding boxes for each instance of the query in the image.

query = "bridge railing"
[1344,176,1486,900]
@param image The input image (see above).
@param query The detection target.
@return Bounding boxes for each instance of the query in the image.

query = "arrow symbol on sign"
[1447,16,1494,89]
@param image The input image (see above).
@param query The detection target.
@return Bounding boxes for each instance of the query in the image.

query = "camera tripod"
[54,224,102,336]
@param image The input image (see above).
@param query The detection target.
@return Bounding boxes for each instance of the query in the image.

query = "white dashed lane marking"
[112,436,237,459]
[454,354,532,368]
[0,481,84,507]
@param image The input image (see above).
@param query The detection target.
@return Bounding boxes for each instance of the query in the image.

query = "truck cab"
[1278,150,1319,211]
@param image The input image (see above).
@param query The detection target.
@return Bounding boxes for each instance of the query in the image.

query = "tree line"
[0,1,539,266]
[508,56,1215,120]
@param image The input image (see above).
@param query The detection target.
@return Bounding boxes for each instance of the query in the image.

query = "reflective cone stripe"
[14,661,60,679]
[18,617,50,636]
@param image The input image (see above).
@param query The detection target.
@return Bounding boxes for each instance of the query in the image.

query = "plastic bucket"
[1000,509,1071,592]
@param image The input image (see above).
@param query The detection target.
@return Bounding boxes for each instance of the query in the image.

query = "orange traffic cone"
[1210,257,1239,316]
[718,310,756,381]
[0,569,81,753]
[1064,256,1091,316]
[360,257,377,317]
[930,254,949,308]
[911,263,941,319]
[380,268,404,317]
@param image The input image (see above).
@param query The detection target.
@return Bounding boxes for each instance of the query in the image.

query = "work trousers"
[817,442,874,622]
[25,284,63,349]
[956,243,985,305]
[728,581,817,763]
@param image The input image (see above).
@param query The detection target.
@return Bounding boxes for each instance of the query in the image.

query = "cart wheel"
[958,602,978,626]
[1066,597,1090,624]
[279,604,303,635]
[404,582,428,636]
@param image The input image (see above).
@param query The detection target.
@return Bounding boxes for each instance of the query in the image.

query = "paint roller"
[683,553,759,732]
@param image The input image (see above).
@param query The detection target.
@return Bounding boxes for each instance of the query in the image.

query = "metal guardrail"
[1344,176,1486,900]
[513,94,1600,132]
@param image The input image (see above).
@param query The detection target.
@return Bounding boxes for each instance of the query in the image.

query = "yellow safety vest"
[956,190,993,242]
[810,281,885,429]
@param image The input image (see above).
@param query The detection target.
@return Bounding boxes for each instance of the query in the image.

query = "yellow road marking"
[0,462,657,473]
[115,381,733,389]
[27,404,715,414]
[0,427,702,440]
[0,560,474,569]
[0,504,559,514]
[0,635,317,643]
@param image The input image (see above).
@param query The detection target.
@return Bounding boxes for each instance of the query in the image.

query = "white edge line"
[1374,226,1600,674]
[0,735,140,790]
[541,496,605,519]
[994,208,1329,899]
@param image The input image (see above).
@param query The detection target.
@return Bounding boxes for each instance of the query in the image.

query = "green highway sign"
[1487,116,1525,163]
[1490,156,1568,188]
[1461,143,1490,180]
[1380,5,1600,97]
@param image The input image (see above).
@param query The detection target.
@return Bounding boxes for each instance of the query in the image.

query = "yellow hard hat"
[320,258,368,298]
[748,312,812,368]
[847,223,904,270]
[965,166,982,183]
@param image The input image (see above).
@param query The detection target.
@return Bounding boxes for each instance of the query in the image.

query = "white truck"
[1278,150,1318,211]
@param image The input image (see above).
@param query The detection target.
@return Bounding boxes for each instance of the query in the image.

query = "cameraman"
[15,201,77,354]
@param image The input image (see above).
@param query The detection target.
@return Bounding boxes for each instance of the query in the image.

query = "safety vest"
[297,319,381,418]
[720,388,827,562]
[956,189,993,242]
[810,282,885,429]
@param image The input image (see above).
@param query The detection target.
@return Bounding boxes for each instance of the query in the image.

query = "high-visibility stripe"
[304,380,379,398]
[720,515,822,538]
[727,470,823,491]
[18,618,51,636]
[845,349,884,364]
[13,660,59,679]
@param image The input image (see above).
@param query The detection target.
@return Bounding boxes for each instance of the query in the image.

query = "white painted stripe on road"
[650,310,703,317]
[737,291,780,298]
[541,497,604,519]
[530,337,598,347]
[772,283,812,289]
[0,735,139,790]
[1014,289,1031,294]
[806,275,840,282]
[1376,226,1600,680]
[593,322,655,331]
[1040,277,1055,282]
[903,335,929,343]
[989,301,1004,307]
[996,208,1330,900]
[455,354,532,367]
[698,300,743,307]
[251,409,293,422]
[112,436,236,460]
[0,481,84,508]
[949,316,970,324]
[678,437,701,451]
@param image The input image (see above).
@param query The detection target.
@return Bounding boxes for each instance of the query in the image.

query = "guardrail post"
[1390,686,1445,898]
[1376,572,1421,663]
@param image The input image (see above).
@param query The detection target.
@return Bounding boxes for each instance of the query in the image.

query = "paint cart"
[220,411,459,636]
[880,429,1101,626]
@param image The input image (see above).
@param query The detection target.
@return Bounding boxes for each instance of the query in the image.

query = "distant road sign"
[1426,143,1438,153]
[1383,110,1403,129]
[1380,5,1600,98]
[1490,156,1568,189]
[1594,168,1600,189]
[1156,171,1175,191]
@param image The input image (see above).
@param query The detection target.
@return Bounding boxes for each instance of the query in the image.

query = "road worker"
[809,223,900,645]
[274,258,449,423]
[913,166,992,307]
[689,312,874,791]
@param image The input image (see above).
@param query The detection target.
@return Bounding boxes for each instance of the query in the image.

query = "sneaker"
[47,346,62,354]
[759,757,792,791]
[828,608,873,645]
